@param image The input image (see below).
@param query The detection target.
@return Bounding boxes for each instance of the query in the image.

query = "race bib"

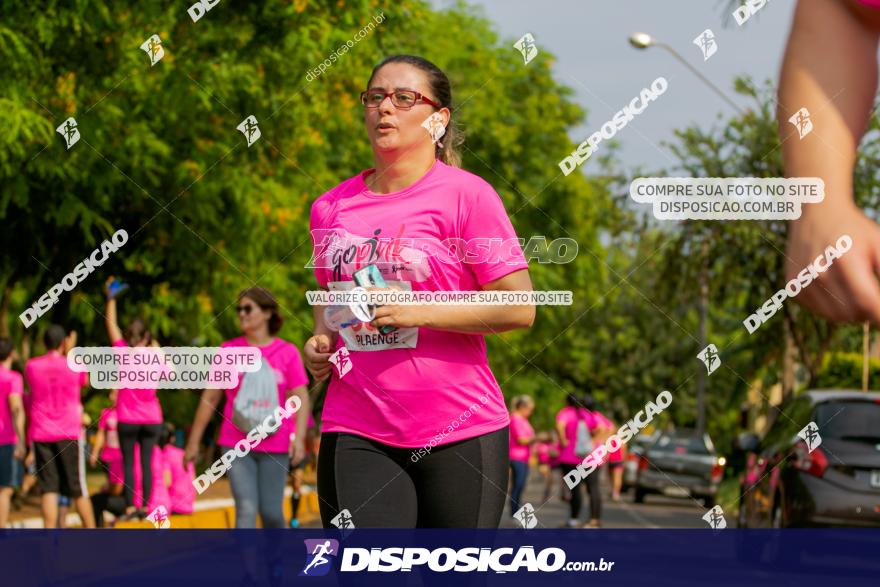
[328,280,419,351]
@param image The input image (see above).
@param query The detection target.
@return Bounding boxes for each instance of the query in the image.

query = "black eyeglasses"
[236,304,255,315]
[360,89,441,110]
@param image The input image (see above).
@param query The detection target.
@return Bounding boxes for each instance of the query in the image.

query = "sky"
[429,0,796,171]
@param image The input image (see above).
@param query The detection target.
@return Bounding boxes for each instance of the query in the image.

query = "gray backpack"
[232,354,279,433]
[574,414,593,457]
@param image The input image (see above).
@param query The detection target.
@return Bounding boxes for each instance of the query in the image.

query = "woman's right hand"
[785,204,880,324]
[304,334,334,381]
[183,442,200,467]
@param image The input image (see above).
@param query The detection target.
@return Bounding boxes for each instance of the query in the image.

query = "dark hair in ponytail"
[367,54,465,167]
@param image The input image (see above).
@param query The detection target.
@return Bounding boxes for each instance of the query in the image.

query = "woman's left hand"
[290,437,307,467]
[371,303,427,330]
[368,285,427,329]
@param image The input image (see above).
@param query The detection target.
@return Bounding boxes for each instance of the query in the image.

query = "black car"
[633,429,725,506]
[737,390,880,528]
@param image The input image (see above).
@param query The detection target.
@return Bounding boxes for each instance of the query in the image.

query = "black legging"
[318,427,508,528]
[561,463,602,521]
[118,423,162,509]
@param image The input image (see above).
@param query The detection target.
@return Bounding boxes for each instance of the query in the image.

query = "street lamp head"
[629,32,654,49]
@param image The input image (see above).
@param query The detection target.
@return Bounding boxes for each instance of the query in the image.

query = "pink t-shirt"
[535,442,550,464]
[98,407,122,461]
[133,444,171,512]
[549,440,561,466]
[163,444,195,514]
[216,337,309,454]
[508,413,534,462]
[556,406,597,465]
[592,412,622,462]
[25,351,87,442]
[309,160,529,448]
[0,367,23,445]
[112,339,163,424]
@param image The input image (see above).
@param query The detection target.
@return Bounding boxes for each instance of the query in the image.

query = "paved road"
[302,466,709,528]
[498,467,708,529]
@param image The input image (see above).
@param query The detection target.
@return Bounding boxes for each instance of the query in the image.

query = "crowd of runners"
[7,0,880,528]
[508,393,626,529]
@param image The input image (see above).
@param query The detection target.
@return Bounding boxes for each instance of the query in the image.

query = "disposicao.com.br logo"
[300,540,614,575]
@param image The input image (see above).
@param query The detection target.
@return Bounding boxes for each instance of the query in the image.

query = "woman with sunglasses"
[304,55,535,528]
[185,287,310,528]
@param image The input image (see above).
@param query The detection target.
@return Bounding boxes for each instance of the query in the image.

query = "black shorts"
[33,439,87,497]
[0,444,23,488]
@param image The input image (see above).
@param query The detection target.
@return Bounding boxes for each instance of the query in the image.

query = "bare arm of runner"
[304,301,339,382]
[90,426,105,467]
[9,394,25,460]
[286,385,309,465]
[184,388,223,466]
[556,419,568,448]
[781,0,880,324]
[371,268,536,334]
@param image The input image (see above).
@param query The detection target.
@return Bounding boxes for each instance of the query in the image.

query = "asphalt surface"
[498,467,708,529]
[301,466,710,528]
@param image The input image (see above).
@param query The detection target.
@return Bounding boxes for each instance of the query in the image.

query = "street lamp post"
[629,32,747,116]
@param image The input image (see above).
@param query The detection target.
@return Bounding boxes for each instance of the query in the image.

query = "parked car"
[633,429,725,506]
[737,390,880,528]
[622,431,659,492]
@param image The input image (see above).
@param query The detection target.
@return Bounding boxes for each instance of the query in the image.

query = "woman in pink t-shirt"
[508,395,535,517]
[555,393,608,528]
[104,280,163,519]
[304,55,535,528]
[90,390,124,491]
[591,407,626,502]
[185,287,310,528]
[160,424,195,515]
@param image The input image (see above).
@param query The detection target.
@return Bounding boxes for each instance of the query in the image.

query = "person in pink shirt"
[104,280,163,519]
[132,443,171,515]
[25,325,95,528]
[508,395,535,517]
[161,424,195,515]
[0,337,26,528]
[90,390,124,491]
[590,405,626,502]
[186,287,310,528]
[555,393,607,528]
[534,431,556,503]
[303,55,535,528]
